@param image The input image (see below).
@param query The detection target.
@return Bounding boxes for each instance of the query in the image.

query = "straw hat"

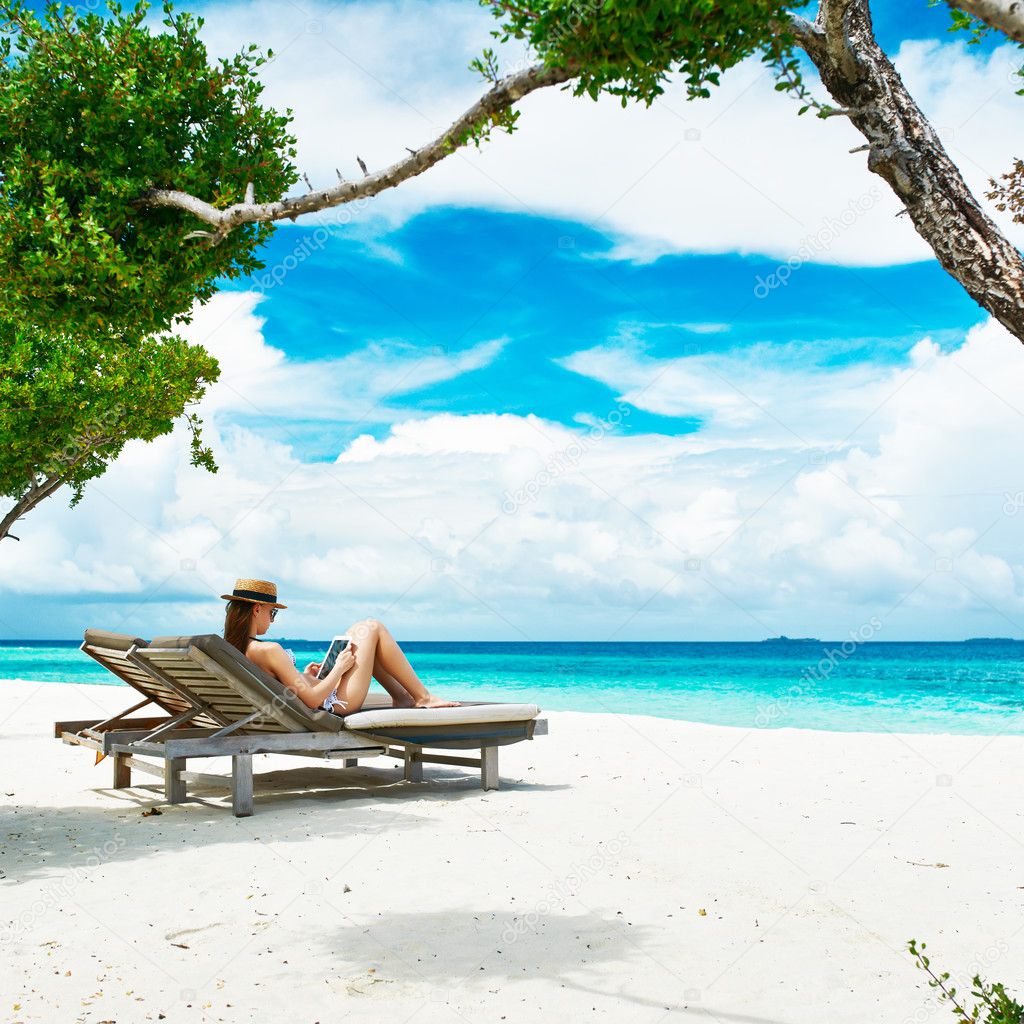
[219,578,288,609]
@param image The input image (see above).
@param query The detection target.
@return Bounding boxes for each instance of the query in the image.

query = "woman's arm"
[251,642,355,710]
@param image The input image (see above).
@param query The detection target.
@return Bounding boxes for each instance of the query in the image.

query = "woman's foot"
[414,694,461,708]
[390,695,416,709]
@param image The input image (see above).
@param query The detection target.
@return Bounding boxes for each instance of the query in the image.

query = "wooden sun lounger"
[56,630,547,816]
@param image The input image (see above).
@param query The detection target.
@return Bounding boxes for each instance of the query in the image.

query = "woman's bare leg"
[343,619,458,709]
[372,657,414,708]
[331,630,379,713]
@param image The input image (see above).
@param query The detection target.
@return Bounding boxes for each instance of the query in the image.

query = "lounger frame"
[56,638,547,816]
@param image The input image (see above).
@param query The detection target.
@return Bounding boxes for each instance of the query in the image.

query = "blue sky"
[3,0,1024,641]
[226,206,983,460]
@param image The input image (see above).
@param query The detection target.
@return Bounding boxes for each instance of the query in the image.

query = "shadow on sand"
[305,904,792,1024]
[0,758,568,883]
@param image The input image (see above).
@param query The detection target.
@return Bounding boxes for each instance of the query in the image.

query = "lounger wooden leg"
[112,753,131,789]
[232,754,254,818]
[342,758,358,768]
[481,746,499,791]
[164,757,186,804]
[403,749,423,783]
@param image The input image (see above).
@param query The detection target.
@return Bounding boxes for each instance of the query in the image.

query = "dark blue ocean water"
[3,639,1023,735]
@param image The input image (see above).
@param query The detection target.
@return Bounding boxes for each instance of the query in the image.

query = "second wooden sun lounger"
[56,630,547,816]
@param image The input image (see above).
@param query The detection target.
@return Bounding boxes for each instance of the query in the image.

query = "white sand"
[2,679,1022,1024]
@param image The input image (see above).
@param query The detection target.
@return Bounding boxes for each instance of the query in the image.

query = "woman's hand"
[336,644,356,675]
[305,662,322,677]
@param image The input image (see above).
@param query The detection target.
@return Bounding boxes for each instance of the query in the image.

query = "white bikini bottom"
[321,687,348,714]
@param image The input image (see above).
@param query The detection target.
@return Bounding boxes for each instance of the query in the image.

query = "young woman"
[221,578,459,716]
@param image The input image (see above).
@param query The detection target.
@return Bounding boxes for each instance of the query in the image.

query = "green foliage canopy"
[483,0,809,104]
[0,0,298,338]
[0,323,219,511]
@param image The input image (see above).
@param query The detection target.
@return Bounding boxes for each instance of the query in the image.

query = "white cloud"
[6,5,1023,643]
[339,411,560,461]
[556,326,889,445]
[6,300,1024,641]
[178,291,506,424]
[186,0,1024,266]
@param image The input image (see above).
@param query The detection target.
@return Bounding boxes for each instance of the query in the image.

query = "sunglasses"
[269,607,279,622]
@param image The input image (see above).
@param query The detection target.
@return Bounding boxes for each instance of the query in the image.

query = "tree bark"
[788,0,1024,342]
[947,0,1024,43]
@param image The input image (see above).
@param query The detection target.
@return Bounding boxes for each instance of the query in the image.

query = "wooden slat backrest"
[80,634,223,730]
[135,636,344,735]
[127,646,289,733]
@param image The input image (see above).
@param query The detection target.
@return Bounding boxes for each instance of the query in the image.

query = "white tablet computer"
[316,635,351,679]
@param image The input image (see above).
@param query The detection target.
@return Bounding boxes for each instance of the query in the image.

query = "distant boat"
[964,637,1019,643]
[760,635,821,644]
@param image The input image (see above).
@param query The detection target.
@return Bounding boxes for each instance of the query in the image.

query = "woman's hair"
[224,599,254,655]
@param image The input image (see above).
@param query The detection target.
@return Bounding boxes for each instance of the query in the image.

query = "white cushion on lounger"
[342,703,540,730]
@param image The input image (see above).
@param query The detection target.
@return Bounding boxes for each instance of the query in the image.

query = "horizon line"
[1,636,1020,645]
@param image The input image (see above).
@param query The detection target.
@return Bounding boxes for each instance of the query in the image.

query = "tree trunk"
[789,0,1024,342]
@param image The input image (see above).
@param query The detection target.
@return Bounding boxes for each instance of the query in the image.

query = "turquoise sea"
[2,638,1023,735]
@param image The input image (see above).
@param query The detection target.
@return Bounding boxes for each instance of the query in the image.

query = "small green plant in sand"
[909,939,1024,1024]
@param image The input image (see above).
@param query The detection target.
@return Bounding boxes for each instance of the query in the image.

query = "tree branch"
[817,0,862,82]
[136,60,578,239]
[0,472,65,543]
[785,1,1024,342]
[783,14,826,61]
[0,417,146,543]
[947,0,1024,43]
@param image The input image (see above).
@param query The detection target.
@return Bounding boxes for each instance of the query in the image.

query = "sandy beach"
[2,678,1022,1023]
